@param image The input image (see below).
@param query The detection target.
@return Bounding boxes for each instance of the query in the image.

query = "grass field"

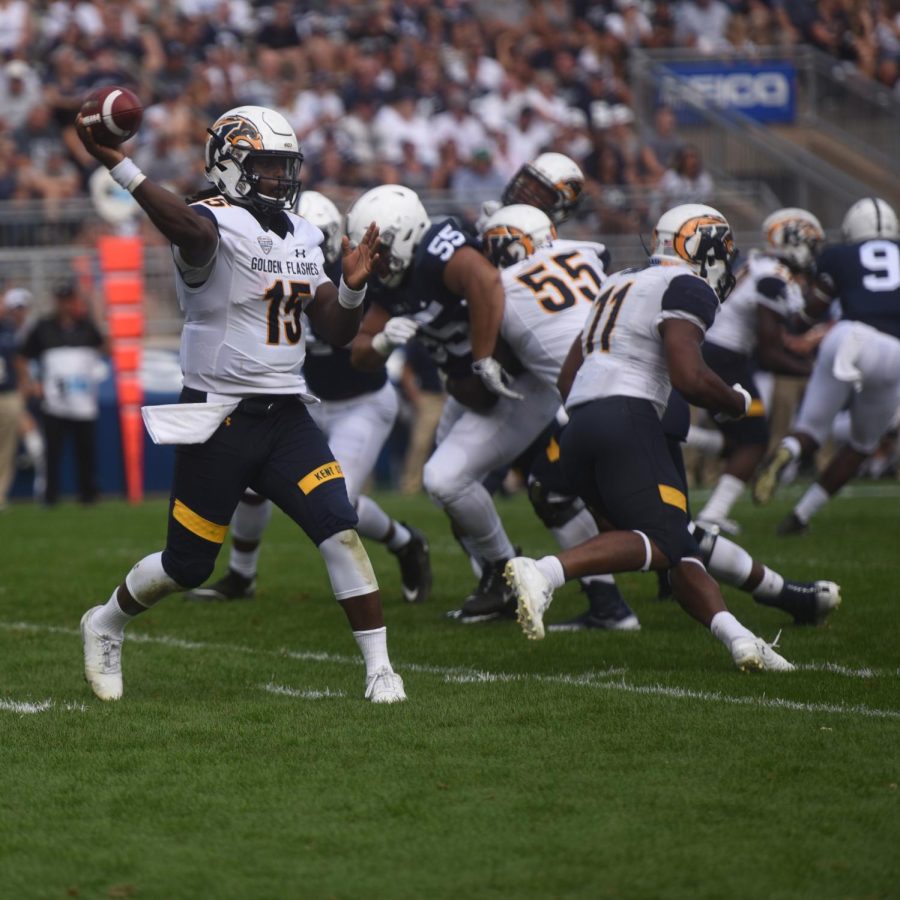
[1,483,898,899]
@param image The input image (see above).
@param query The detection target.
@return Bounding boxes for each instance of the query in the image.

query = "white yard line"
[3,620,898,721]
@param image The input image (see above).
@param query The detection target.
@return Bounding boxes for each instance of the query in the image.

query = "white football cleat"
[730,631,795,673]
[505,557,554,641]
[365,667,407,704]
[813,581,842,620]
[80,606,124,701]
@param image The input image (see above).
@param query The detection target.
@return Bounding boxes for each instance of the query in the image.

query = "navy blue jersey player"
[753,197,900,534]
[347,185,542,617]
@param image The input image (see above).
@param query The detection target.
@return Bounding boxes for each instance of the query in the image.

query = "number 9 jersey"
[173,196,332,396]
[816,238,900,339]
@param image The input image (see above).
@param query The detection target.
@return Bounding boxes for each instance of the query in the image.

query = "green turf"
[1,486,898,899]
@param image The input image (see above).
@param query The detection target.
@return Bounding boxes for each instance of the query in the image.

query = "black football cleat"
[391,523,432,603]
[184,569,256,602]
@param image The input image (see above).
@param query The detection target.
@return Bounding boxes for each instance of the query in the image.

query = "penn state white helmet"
[841,197,899,242]
[481,204,556,268]
[297,190,343,265]
[762,207,824,272]
[651,203,737,301]
[345,185,431,287]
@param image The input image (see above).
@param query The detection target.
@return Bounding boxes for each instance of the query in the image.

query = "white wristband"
[109,158,146,193]
[338,276,366,310]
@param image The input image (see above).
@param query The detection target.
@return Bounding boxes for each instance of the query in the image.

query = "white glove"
[475,199,502,234]
[372,316,419,357]
[472,356,524,401]
[714,383,752,423]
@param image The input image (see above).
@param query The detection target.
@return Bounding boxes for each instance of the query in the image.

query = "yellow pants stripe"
[172,499,228,544]
[658,484,687,512]
[545,437,560,463]
[298,461,344,495]
[747,398,766,417]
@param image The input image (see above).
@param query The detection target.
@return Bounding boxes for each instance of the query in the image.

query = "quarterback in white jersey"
[506,204,797,672]
[695,208,823,532]
[74,105,406,704]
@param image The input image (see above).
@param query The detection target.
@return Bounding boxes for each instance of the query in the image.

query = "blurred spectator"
[0,288,30,510]
[255,1,302,69]
[451,145,508,220]
[373,85,437,168]
[431,88,489,162]
[675,0,734,54]
[335,91,380,184]
[504,104,555,171]
[17,279,107,506]
[638,105,685,184]
[0,60,42,131]
[0,0,31,58]
[655,143,715,213]
[606,0,654,50]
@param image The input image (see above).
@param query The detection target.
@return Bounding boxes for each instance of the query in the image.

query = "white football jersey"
[174,198,331,396]
[500,239,608,388]
[567,259,720,417]
[705,251,803,355]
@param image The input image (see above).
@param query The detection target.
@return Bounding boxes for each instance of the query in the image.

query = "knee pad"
[527,478,583,529]
[422,458,466,508]
[161,547,216,590]
[688,521,719,565]
[319,529,378,600]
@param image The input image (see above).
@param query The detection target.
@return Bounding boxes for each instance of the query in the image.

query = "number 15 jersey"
[174,197,332,397]
[566,260,720,417]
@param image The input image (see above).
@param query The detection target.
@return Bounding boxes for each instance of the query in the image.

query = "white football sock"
[353,626,391,678]
[90,588,136,638]
[710,611,756,649]
[782,435,802,460]
[705,532,754,586]
[697,474,745,523]
[793,483,830,524]
[751,565,785,600]
[229,497,273,578]
[535,555,566,590]
[686,425,725,455]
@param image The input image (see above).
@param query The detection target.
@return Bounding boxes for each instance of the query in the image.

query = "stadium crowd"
[1,0,899,238]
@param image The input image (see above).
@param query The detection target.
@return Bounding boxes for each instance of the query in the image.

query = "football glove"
[714,383,752,423]
[472,356,524,401]
[372,316,419,357]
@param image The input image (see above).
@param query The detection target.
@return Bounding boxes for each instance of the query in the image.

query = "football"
[80,86,143,146]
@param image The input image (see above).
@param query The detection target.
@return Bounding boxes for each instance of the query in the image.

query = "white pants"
[309,381,399,503]
[794,320,900,453]
[423,371,561,559]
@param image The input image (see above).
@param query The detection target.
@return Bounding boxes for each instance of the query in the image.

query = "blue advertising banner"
[658,60,797,125]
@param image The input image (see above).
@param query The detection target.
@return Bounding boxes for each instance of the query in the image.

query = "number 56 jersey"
[174,197,332,397]
[500,239,609,389]
[566,261,719,417]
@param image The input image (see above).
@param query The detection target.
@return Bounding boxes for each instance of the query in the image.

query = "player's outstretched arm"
[75,114,217,267]
[307,225,381,347]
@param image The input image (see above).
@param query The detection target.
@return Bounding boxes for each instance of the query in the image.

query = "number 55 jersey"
[499,239,609,389]
[566,260,719,416]
[174,197,332,397]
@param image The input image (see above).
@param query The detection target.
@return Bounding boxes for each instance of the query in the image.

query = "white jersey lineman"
[705,251,803,356]
[500,238,607,388]
[174,197,331,397]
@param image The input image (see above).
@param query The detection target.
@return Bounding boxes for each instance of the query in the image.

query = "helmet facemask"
[502,160,582,225]
[690,224,737,302]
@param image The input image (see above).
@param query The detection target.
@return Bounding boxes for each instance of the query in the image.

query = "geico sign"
[663,72,790,108]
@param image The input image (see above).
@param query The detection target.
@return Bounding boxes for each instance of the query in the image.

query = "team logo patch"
[298,461,344,495]
[257,235,273,255]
